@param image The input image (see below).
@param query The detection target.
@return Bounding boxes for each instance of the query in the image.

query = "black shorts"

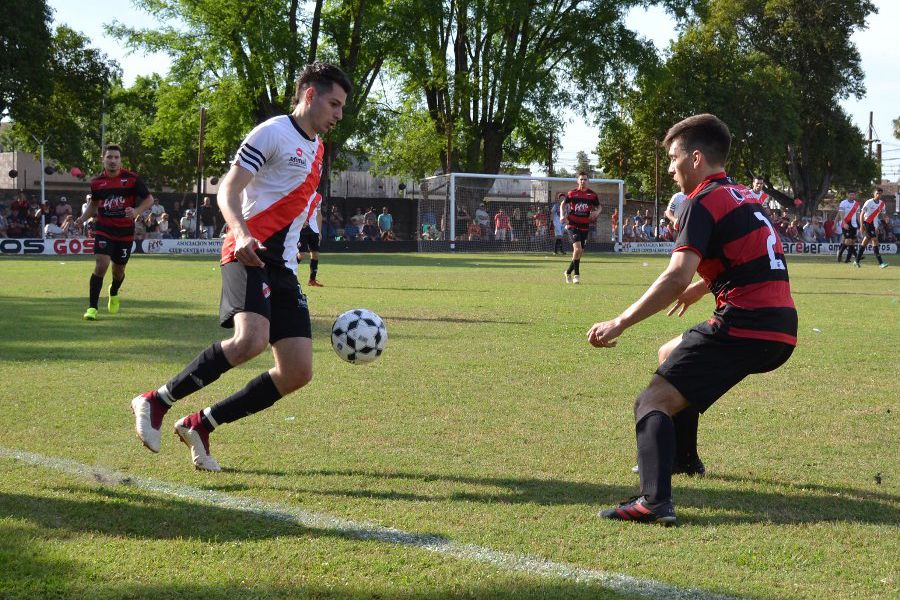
[298,230,320,253]
[842,225,858,241]
[94,235,133,265]
[219,261,311,343]
[656,323,795,413]
[862,222,878,238]
[567,228,589,245]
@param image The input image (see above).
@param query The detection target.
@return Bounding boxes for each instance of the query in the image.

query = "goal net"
[416,173,624,252]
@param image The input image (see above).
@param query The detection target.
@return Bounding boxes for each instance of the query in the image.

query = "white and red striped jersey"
[861,198,885,227]
[221,115,324,273]
[303,192,323,234]
[838,198,860,228]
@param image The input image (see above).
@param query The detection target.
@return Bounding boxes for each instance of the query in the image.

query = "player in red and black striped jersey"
[76,144,154,321]
[561,172,601,283]
[589,114,797,525]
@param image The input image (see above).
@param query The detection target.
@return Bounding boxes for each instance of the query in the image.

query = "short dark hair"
[578,171,588,178]
[292,62,352,108]
[875,187,883,193]
[104,144,122,154]
[663,114,731,166]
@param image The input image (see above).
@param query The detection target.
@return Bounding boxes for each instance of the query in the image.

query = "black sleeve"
[674,199,714,258]
[135,177,150,200]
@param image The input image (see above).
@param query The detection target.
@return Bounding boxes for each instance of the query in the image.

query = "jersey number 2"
[754,213,786,270]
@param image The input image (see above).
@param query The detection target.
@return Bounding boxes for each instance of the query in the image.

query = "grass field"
[0,252,897,599]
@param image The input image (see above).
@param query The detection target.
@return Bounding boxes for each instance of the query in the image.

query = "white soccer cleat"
[564,272,573,284]
[174,415,222,472]
[131,391,166,453]
[573,274,581,284]
[880,263,889,269]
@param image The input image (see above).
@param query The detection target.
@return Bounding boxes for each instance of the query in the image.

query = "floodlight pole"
[32,134,50,237]
[195,107,207,239]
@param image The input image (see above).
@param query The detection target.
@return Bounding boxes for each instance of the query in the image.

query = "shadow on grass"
[219,467,899,526]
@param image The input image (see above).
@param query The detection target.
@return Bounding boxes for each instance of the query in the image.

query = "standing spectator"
[562,172,601,283]
[363,206,377,232]
[532,205,548,240]
[510,206,524,241]
[494,208,512,241]
[199,196,216,239]
[75,143,155,320]
[55,196,73,219]
[552,194,566,253]
[361,209,379,240]
[455,203,471,236]
[80,194,92,219]
[180,209,197,238]
[0,205,9,237]
[150,197,165,218]
[377,206,394,240]
[610,208,619,242]
[350,207,365,232]
[823,214,836,243]
[474,203,491,240]
[169,200,183,227]
[34,200,52,235]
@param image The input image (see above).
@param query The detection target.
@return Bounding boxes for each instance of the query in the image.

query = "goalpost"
[416,173,625,252]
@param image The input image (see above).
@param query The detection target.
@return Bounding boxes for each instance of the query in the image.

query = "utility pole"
[876,142,882,182]
[868,111,874,157]
[547,132,554,177]
[195,107,206,239]
[654,139,660,237]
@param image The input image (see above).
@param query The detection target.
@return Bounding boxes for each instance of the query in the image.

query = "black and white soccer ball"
[331,309,387,364]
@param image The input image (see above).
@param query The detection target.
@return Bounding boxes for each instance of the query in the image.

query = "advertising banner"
[615,241,898,255]
[0,238,223,256]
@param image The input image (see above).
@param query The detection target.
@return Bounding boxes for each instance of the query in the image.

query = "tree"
[0,0,52,120]
[894,117,900,141]
[388,0,655,175]
[3,26,119,172]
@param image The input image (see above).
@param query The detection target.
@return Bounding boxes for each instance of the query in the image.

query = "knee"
[274,366,312,394]
[228,333,268,364]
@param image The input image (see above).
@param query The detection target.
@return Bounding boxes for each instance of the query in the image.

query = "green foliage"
[358,98,445,179]
[894,117,900,141]
[0,0,52,120]
[3,26,119,171]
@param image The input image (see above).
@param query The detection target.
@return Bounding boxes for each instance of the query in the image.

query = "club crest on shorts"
[261,283,271,299]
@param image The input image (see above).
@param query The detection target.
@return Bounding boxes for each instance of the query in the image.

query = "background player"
[857,187,888,268]
[562,172,601,283]
[664,191,686,226]
[75,144,154,320]
[298,192,324,286]
[837,191,860,264]
[130,63,351,470]
[588,114,796,525]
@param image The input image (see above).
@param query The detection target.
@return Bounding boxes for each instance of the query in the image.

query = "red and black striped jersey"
[564,188,599,231]
[675,172,797,346]
[89,170,150,242]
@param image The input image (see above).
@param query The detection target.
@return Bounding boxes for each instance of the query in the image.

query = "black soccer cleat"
[599,496,677,526]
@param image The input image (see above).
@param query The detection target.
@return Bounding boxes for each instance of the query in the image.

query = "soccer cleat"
[83,307,98,321]
[853,260,861,268]
[174,413,221,472]
[564,272,573,284]
[307,279,324,287]
[880,263,889,269]
[573,274,581,284]
[599,495,677,526]
[107,286,120,314]
[131,391,169,453]
[631,456,706,477]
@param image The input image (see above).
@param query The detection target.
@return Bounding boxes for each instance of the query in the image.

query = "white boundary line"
[0,446,740,600]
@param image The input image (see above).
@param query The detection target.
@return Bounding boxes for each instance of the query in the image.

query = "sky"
[48,0,900,180]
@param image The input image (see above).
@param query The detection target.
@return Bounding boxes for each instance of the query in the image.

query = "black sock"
[857,244,866,260]
[110,275,125,296]
[554,238,563,253]
[208,371,283,426]
[566,261,575,274]
[309,259,318,281]
[673,407,699,463]
[573,259,580,275]
[166,342,233,401]
[837,245,846,261]
[845,244,856,262]
[874,244,883,265]
[636,410,675,505]
[89,274,103,309]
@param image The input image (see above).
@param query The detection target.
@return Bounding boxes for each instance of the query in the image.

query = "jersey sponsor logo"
[295,147,304,157]
[103,196,126,211]
[287,155,308,168]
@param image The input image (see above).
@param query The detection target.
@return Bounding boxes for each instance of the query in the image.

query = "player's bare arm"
[75,201,97,225]
[129,193,156,220]
[666,279,708,317]
[587,249,700,347]
[218,164,265,268]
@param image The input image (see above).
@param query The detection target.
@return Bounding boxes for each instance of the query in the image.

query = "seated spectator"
[361,220,379,240]
[146,212,162,239]
[532,208,548,239]
[786,218,801,242]
[658,219,673,241]
[350,207,365,231]
[55,196,72,219]
[133,212,148,240]
[180,209,196,238]
[467,220,482,240]
[801,219,816,243]
[44,215,64,238]
[0,206,9,238]
[343,221,360,241]
[642,219,654,240]
[159,213,171,238]
[813,218,826,242]
[59,214,80,238]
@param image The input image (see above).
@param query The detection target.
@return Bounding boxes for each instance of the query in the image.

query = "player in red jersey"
[561,172,601,283]
[75,144,155,320]
[129,63,351,470]
[589,114,797,525]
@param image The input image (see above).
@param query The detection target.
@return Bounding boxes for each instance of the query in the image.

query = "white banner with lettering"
[615,241,897,255]
[0,238,223,256]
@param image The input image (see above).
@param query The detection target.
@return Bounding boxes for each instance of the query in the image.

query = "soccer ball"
[331,309,387,364]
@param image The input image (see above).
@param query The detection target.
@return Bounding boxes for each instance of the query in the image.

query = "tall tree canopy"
[0,0,53,120]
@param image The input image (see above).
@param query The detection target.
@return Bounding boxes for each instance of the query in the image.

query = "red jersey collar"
[687,171,727,199]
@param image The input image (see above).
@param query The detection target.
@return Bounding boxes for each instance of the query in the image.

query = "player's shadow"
[222,467,900,526]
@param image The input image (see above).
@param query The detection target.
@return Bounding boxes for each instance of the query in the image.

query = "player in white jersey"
[837,191,860,264]
[297,192,324,286]
[857,187,888,268]
[130,63,351,470]
[665,191,686,226]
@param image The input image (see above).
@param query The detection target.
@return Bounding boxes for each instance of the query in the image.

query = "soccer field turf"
[0,253,897,599]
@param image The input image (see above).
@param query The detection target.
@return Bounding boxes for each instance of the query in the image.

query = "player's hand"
[234,234,266,268]
[667,285,707,317]
[587,318,625,348]
[125,207,135,219]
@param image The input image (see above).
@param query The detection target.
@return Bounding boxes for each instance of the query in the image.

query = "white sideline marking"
[0,447,739,600]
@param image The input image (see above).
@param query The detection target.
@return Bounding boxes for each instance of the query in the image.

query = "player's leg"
[872,234,886,267]
[85,252,111,319]
[856,232,870,264]
[571,236,584,282]
[107,242,132,314]
[307,233,322,286]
